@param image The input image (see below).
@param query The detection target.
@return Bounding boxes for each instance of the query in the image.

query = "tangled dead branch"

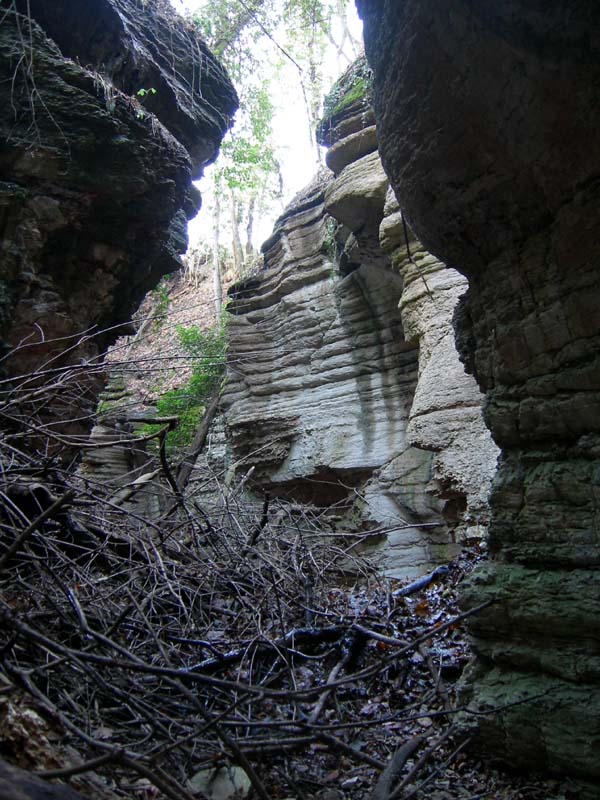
[0,336,561,800]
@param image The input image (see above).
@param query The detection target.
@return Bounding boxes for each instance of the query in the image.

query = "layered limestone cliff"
[0,0,236,420]
[379,191,498,541]
[222,61,497,576]
[223,171,441,577]
[358,0,600,792]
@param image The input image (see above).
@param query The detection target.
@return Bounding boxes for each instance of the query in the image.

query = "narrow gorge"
[0,1,599,798]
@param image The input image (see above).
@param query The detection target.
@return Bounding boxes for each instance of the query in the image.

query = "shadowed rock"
[0,758,87,800]
[357,0,600,792]
[0,0,236,430]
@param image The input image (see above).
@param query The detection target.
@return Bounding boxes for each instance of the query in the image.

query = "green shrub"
[151,279,171,329]
[144,315,228,454]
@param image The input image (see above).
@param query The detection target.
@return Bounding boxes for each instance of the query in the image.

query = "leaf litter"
[0,473,577,798]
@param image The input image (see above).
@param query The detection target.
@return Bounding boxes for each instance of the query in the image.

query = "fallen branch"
[0,489,74,574]
[371,735,424,800]
[393,565,449,598]
[176,386,222,491]
[388,726,457,800]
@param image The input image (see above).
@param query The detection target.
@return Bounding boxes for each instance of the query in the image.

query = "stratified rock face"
[379,189,498,539]
[223,171,446,577]
[0,0,236,385]
[358,0,600,790]
[319,59,498,544]
[223,61,496,576]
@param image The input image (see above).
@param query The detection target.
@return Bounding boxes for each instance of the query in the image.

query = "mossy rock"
[317,56,373,146]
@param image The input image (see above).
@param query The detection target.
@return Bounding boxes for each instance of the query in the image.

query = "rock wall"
[0,0,236,406]
[222,61,497,576]
[378,190,499,541]
[223,171,440,577]
[357,0,600,792]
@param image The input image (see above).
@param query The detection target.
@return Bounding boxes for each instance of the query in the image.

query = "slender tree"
[188,0,359,279]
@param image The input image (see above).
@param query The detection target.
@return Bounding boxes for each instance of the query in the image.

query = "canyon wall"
[357,0,600,792]
[222,61,497,577]
[0,0,236,415]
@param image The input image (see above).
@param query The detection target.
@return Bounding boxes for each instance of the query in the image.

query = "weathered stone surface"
[317,56,374,147]
[0,0,236,408]
[321,64,496,548]
[381,190,498,538]
[12,0,235,176]
[325,124,378,176]
[223,172,446,577]
[358,0,600,788]
[223,57,497,576]
[324,151,388,233]
[78,387,165,518]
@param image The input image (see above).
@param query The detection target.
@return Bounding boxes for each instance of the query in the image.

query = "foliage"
[187,0,360,271]
[218,85,278,193]
[145,316,228,452]
[321,55,372,121]
[322,214,339,261]
[136,87,157,99]
[191,0,270,58]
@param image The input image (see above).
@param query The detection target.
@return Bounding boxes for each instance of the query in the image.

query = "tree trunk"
[246,194,256,258]
[229,186,244,277]
[212,194,222,316]
[308,10,323,166]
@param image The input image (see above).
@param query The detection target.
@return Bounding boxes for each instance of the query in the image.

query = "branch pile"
[0,347,563,800]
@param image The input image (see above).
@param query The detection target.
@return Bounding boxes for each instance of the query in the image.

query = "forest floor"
[0,269,582,800]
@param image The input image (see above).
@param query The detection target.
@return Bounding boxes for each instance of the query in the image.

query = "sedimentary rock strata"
[379,189,498,540]
[358,0,600,791]
[223,170,443,576]
[223,60,497,575]
[320,61,497,544]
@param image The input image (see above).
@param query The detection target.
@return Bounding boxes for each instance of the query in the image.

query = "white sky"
[169,0,363,249]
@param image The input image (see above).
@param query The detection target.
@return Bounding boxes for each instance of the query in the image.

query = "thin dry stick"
[396,736,472,800]
[307,656,346,724]
[388,726,457,800]
[0,489,74,574]
[37,751,120,779]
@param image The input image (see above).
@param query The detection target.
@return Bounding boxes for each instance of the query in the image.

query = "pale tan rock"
[222,70,498,576]
[324,151,388,232]
[388,219,499,534]
[222,174,449,578]
[326,124,378,176]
